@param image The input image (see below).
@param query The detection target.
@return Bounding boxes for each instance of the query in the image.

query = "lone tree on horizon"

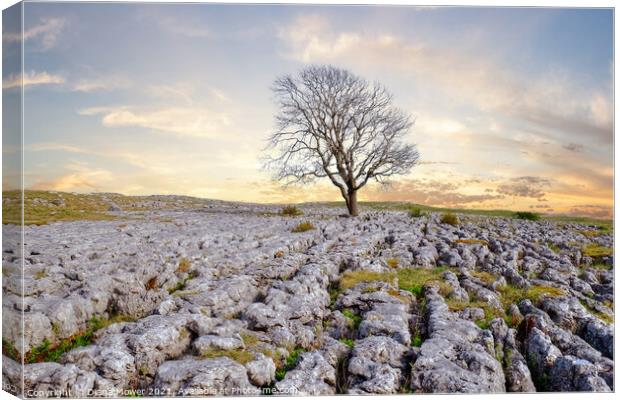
[265,65,419,216]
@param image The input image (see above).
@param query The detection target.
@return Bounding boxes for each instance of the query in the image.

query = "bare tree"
[265,65,419,216]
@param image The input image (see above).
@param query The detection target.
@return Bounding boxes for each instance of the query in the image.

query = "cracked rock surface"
[2,195,614,396]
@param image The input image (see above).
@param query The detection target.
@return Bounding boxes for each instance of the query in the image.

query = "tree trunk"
[347,190,359,216]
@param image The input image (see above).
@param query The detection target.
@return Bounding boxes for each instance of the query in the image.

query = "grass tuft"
[176,257,191,273]
[440,213,459,226]
[454,239,488,246]
[409,207,424,218]
[385,258,399,268]
[341,310,362,330]
[470,271,497,285]
[201,348,255,364]
[275,347,304,381]
[281,205,304,216]
[397,267,450,299]
[582,243,613,258]
[339,270,395,291]
[291,221,315,233]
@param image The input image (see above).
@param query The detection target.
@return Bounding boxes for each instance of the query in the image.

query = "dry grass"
[385,258,399,268]
[397,267,451,298]
[281,205,304,216]
[339,270,396,291]
[291,221,315,233]
[582,243,613,258]
[200,348,255,364]
[454,239,489,246]
[440,213,459,226]
[470,271,497,285]
[176,257,191,273]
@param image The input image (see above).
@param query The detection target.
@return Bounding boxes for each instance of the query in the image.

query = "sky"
[2,3,614,217]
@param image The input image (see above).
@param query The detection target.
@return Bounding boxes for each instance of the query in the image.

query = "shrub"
[409,207,423,218]
[514,211,540,221]
[440,213,459,226]
[281,205,303,216]
[291,221,315,233]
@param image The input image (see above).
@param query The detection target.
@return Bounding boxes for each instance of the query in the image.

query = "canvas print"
[1,1,614,397]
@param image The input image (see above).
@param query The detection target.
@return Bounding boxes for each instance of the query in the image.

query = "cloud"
[278,15,612,145]
[79,106,231,138]
[3,70,65,89]
[362,178,502,207]
[496,176,551,199]
[32,163,114,192]
[72,75,131,92]
[4,17,66,50]
[562,143,584,153]
[567,204,613,219]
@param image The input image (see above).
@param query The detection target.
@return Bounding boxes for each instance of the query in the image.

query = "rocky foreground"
[1,196,614,396]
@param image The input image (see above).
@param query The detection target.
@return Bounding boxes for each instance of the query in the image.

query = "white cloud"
[3,70,65,89]
[4,17,66,50]
[72,75,131,92]
[279,15,613,145]
[79,106,231,138]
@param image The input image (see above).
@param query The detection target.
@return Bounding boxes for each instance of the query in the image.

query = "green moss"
[582,243,613,258]
[397,267,450,299]
[3,190,118,225]
[546,242,561,253]
[411,332,423,347]
[497,284,565,309]
[440,213,459,226]
[339,270,395,291]
[470,271,497,285]
[200,348,255,364]
[339,338,354,348]
[2,338,19,361]
[579,300,613,324]
[341,310,362,330]
[275,347,304,381]
[168,271,197,294]
[25,315,134,363]
[291,221,315,233]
